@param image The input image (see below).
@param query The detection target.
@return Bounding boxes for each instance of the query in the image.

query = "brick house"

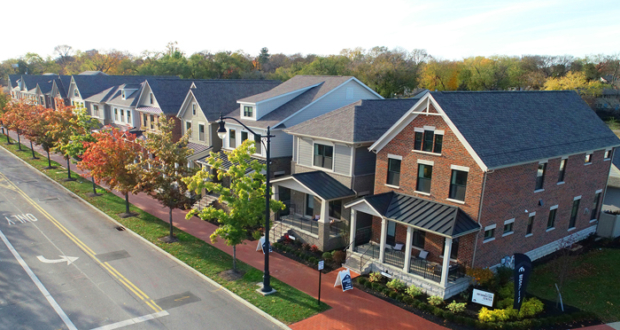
[345,91,620,298]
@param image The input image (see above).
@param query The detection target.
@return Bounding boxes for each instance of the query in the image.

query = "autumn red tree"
[79,128,141,217]
[2,101,31,151]
[47,103,83,181]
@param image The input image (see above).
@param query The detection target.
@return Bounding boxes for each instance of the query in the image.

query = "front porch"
[345,191,480,298]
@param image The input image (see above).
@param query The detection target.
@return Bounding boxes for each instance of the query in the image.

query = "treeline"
[2,43,619,97]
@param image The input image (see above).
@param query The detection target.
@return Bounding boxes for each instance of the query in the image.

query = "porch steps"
[192,194,219,211]
[268,221,293,243]
[344,253,373,275]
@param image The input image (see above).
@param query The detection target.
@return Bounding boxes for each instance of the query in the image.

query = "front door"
[387,221,396,246]
[305,194,314,218]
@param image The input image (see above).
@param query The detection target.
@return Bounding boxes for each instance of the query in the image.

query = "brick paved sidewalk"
[3,131,446,330]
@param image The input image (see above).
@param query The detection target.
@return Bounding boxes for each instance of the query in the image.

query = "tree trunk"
[47,150,52,168]
[169,207,174,239]
[125,192,130,214]
[233,245,237,272]
[5,129,10,144]
[17,133,22,151]
[66,157,72,180]
[92,176,97,195]
[30,141,37,159]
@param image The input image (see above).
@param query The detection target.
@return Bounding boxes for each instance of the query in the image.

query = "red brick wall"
[473,150,612,268]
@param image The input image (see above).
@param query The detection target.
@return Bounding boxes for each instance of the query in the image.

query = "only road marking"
[37,255,79,265]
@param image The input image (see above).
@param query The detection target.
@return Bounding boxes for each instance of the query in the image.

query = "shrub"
[478,307,513,323]
[332,250,346,264]
[302,243,311,251]
[446,300,467,314]
[310,245,319,253]
[396,294,405,302]
[382,287,391,295]
[455,315,467,325]
[403,296,414,305]
[368,272,383,283]
[309,257,318,264]
[294,239,302,247]
[466,267,495,287]
[322,252,332,260]
[445,311,456,322]
[252,229,263,240]
[427,295,444,306]
[371,282,383,290]
[386,278,406,292]
[364,281,372,289]
[357,277,367,285]
[465,318,476,327]
[495,266,513,286]
[497,298,513,309]
[432,307,444,316]
[498,283,514,300]
[294,250,302,257]
[405,285,423,298]
[389,291,398,299]
[517,297,544,319]
[460,290,471,301]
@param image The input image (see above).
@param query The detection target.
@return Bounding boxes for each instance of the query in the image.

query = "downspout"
[471,170,489,269]
[598,148,616,234]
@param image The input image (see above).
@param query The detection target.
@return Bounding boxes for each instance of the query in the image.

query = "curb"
[0,144,291,330]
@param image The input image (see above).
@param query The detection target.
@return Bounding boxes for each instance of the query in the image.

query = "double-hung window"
[229,129,236,148]
[526,213,535,235]
[186,121,191,133]
[93,105,99,117]
[547,206,558,229]
[127,110,131,124]
[558,159,567,183]
[592,191,602,221]
[604,149,612,160]
[569,197,580,229]
[241,131,249,144]
[386,157,401,186]
[412,230,426,249]
[329,200,342,219]
[413,128,443,153]
[254,134,262,154]
[192,103,196,115]
[503,219,514,236]
[449,169,468,201]
[114,108,119,121]
[150,115,155,129]
[313,144,333,169]
[143,114,147,127]
[535,163,546,191]
[198,124,205,141]
[243,106,253,117]
[416,163,433,193]
[483,224,496,242]
[120,109,125,122]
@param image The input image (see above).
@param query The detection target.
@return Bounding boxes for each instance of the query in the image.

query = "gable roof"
[350,191,480,238]
[238,75,343,103]
[226,76,358,129]
[8,75,21,89]
[72,75,156,99]
[285,98,422,143]
[144,78,194,115]
[371,91,620,170]
[187,79,280,122]
[21,75,59,93]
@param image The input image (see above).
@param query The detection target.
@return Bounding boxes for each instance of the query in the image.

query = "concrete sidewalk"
[3,131,446,330]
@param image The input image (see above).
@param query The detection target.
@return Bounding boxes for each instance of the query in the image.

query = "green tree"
[257,47,270,71]
[543,71,604,95]
[129,116,195,242]
[183,140,284,271]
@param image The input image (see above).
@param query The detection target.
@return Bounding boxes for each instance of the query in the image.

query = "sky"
[3,0,619,61]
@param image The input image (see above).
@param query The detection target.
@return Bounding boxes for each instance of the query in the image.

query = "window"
[198,124,205,141]
[413,129,443,153]
[585,153,592,164]
[414,131,423,150]
[127,110,131,123]
[243,106,253,117]
[449,170,468,201]
[305,194,314,217]
[192,103,196,115]
[143,114,147,126]
[186,121,191,132]
[40,96,44,105]
[313,144,333,169]
[484,225,495,241]
[526,214,535,235]
[241,131,249,144]
[569,198,580,229]
[503,219,514,236]
[416,164,433,193]
[150,93,154,104]
[441,237,458,259]
[412,230,426,249]
[329,200,342,219]
[93,105,99,117]
[254,134,262,154]
[592,192,601,220]
[74,89,78,97]
[605,150,612,160]
[387,158,401,186]
[558,159,567,183]
[150,115,155,129]
[229,129,236,148]
[547,208,557,229]
[121,91,126,99]
[114,108,118,121]
[422,130,434,152]
[535,163,546,190]
[120,109,125,122]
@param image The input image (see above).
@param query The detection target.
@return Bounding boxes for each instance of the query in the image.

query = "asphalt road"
[0,147,281,330]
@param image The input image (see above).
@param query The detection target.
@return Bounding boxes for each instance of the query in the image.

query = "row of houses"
[7,72,620,298]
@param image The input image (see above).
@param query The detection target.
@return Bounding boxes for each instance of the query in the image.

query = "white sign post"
[472,289,495,307]
[334,269,353,292]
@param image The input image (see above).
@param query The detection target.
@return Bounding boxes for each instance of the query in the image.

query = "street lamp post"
[216,114,276,294]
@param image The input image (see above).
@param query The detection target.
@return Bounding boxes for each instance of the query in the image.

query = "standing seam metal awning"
[346,191,480,238]
[271,171,356,201]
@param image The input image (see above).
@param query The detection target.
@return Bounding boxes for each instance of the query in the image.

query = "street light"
[216,114,276,294]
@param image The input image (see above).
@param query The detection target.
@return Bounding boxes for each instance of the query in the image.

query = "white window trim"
[385,184,400,189]
[585,153,592,165]
[423,125,435,131]
[596,189,603,194]
[539,159,548,164]
[574,195,582,201]
[242,105,255,119]
[197,123,206,142]
[502,218,515,237]
[227,127,237,149]
[450,165,469,172]
[417,159,434,166]
[567,227,576,232]
[446,198,465,205]
[546,227,556,232]
[550,204,559,210]
[414,190,431,196]
[484,224,496,230]
[387,154,402,160]
[126,109,131,124]
[604,148,612,160]
[483,224,496,243]
[239,130,250,146]
[414,127,424,133]
[529,211,536,217]
[525,233,533,238]
[557,182,565,185]
[504,218,515,225]
[185,120,192,136]
[192,103,196,115]
[412,150,443,156]
[311,141,335,172]
[534,189,545,193]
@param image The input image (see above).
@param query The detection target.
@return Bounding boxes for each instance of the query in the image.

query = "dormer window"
[121,91,126,99]
[243,106,253,118]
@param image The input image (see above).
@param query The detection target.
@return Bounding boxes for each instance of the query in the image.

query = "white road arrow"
[37,255,78,265]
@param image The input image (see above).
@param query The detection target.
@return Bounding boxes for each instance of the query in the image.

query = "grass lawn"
[1,138,330,324]
[528,247,620,323]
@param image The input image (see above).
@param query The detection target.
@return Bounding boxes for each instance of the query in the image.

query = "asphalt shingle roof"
[362,192,480,238]
[190,80,280,122]
[145,78,194,115]
[72,75,159,100]
[238,75,350,103]
[431,91,620,169]
[196,150,266,174]
[286,98,422,143]
[227,76,353,129]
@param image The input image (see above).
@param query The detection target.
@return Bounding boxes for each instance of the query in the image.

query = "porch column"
[318,199,331,251]
[403,226,413,273]
[379,218,387,263]
[271,184,278,201]
[349,209,357,252]
[319,199,329,223]
[440,237,453,287]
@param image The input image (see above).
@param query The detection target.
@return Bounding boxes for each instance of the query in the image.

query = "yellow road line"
[0,172,163,313]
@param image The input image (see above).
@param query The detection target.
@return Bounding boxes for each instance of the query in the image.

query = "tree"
[47,103,84,181]
[2,101,31,151]
[257,47,270,71]
[0,91,10,142]
[129,116,195,242]
[79,128,141,217]
[19,103,48,160]
[28,105,57,168]
[543,71,604,95]
[183,140,284,271]
[63,107,100,194]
